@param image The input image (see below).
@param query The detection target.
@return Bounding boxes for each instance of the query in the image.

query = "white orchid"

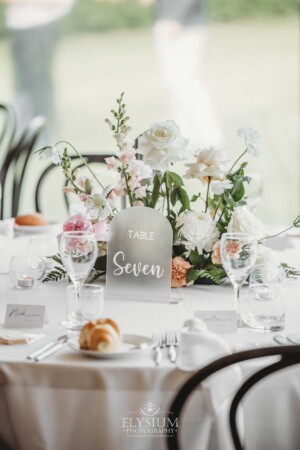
[237,127,262,156]
[39,145,62,165]
[137,121,188,171]
[85,188,113,221]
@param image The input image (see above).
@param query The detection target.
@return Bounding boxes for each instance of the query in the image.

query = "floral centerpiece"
[38,93,300,286]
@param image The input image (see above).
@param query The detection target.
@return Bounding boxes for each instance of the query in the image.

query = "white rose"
[184,147,231,183]
[228,207,265,239]
[211,180,233,195]
[137,121,188,171]
[255,245,279,266]
[176,210,220,256]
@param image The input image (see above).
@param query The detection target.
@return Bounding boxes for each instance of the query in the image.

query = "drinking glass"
[27,237,58,272]
[59,231,98,322]
[9,254,45,289]
[245,264,286,331]
[220,233,257,326]
[63,284,104,330]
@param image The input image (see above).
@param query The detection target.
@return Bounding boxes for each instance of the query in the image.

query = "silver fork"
[165,330,179,363]
[152,332,164,366]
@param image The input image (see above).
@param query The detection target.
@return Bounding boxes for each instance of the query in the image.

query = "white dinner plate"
[68,334,155,359]
[14,221,59,234]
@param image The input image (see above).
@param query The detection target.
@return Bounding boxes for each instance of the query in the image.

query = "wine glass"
[59,231,98,324]
[220,233,257,326]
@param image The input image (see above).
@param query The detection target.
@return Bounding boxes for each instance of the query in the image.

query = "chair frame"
[167,345,300,450]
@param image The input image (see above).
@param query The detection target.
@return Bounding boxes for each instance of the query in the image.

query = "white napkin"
[0,330,45,345]
[176,318,244,450]
[0,218,14,239]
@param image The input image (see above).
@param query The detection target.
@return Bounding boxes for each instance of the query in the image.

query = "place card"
[195,310,237,333]
[4,304,46,328]
[106,206,172,302]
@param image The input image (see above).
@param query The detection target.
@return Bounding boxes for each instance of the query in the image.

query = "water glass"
[9,254,45,289]
[220,233,257,326]
[245,264,286,331]
[63,284,104,330]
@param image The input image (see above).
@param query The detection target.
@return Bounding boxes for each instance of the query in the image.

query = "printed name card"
[195,310,237,333]
[106,207,172,302]
[5,304,46,328]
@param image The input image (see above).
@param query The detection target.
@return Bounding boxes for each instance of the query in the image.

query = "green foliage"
[186,266,227,285]
[43,255,68,283]
[280,263,300,279]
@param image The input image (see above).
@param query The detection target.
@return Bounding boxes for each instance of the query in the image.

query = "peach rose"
[171,257,193,288]
[212,240,222,265]
[225,240,241,259]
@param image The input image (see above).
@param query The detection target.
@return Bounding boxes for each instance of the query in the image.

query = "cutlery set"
[152,330,180,366]
[27,334,68,362]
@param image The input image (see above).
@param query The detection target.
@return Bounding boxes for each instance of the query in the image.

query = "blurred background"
[0,0,299,223]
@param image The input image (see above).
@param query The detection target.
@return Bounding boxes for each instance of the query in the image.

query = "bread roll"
[15,213,48,226]
[79,318,121,352]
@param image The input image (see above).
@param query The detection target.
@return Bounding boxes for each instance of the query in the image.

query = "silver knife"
[34,339,67,362]
[27,335,68,360]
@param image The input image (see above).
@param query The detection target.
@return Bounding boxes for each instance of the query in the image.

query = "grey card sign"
[106,207,172,302]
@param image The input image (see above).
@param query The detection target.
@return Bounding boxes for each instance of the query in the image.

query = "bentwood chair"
[166,345,300,450]
[35,154,114,214]
[0,106,45,219]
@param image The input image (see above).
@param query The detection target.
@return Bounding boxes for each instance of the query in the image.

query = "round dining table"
[0,230,300,450]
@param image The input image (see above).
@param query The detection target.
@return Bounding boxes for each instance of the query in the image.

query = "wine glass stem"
[234,283,241,311]
[74,283,81,312]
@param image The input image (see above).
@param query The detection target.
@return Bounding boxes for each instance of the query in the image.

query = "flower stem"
[258,225,294,243]
[123,171,134,207]
[56,141,105,190]
[165,172,171,219]
[204,177,211,213]
[228,148,247,173]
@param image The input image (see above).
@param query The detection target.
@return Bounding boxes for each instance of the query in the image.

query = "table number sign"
[106,207,172,302]
[5,304,46,328]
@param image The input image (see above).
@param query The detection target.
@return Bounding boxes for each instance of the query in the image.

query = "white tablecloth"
[0,234,300,450]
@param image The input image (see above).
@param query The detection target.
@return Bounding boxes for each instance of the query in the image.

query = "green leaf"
[150,173,162,208]
[165,172,172,189]
[170,187,179,206]
[85,178,93,195]
[191,194,201,202]
[232,179,245,202]
[186,269,202,284]
[178,187,190,210]
[168,172,183,187]
[223,191,236,208]
[189,250,205,267]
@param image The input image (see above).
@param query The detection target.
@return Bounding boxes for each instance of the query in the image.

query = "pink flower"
[105,156,119,170]
[212,240,222,265]
[79,193,89,203]
[129,178,141,190]
[119,150,135,165]
[93,220,109,241]
[63,186,76,194]
[171,257,193,288]
[75,176,93,192]
[63,214,93,232]
[134,185,147,199]
[225,240,241,259]
[108,186,126,199]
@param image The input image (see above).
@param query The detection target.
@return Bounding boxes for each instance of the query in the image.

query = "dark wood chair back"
[167,345,300,450]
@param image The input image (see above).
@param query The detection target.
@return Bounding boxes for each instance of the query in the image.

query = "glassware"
[9,254,45,289]
[220,233,257,326]
[27,237,58,272]
[59,231,98,323]
[245,264,286,331]
[63,284,104,330]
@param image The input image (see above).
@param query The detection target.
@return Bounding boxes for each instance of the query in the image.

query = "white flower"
[184,147,231,183]
[255,245,279,266]
[39,145,62,165]
[86,191,113,221]
[211,180,233,195]
[228,207,265,239]
[137,121,188,171]
[237,127,262,156]
[128,160,152,180]
[176,211,219,256]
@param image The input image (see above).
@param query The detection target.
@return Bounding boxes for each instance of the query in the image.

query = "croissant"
[79,318,121,352]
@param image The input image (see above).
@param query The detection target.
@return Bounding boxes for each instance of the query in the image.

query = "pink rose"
[63,214,93,232]
[212,240,222,265]
[93,220,109,241]
[171,257,193,288]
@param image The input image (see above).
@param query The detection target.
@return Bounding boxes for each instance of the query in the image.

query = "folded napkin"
[0,218,14,239]
[177,318,244,450]
[0,330,45,345]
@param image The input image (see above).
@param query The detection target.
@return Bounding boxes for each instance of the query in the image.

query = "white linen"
[0,237,299,450]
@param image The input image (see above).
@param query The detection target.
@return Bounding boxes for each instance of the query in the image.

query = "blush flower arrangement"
[38,93,300,286]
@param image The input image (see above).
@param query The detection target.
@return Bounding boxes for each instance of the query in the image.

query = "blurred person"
[139,0,222,148]
[2,0,75,142]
